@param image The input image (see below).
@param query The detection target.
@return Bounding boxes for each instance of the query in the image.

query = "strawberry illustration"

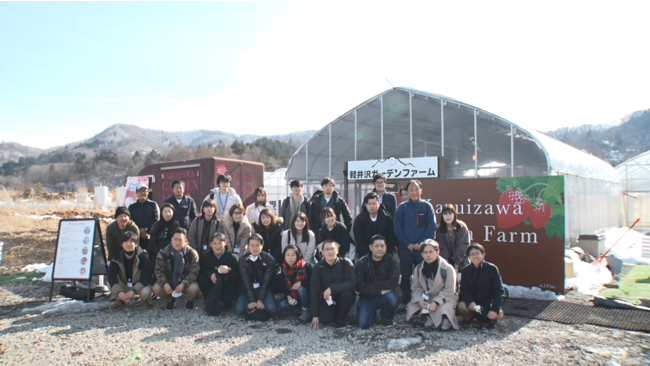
[529,203,552,229]
[497,190,532,229]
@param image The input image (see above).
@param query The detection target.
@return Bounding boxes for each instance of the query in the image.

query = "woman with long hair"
[272,245,312,322]
[317,207,351,261]
[436,203,471,271]
[281,212,316,265]
[253,208,283,263]
[245,187,273,225]
[188,199,221,257]
[147,203,180,261]
[222,203,252,259]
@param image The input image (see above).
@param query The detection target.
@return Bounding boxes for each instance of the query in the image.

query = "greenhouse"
[285,87,621,245]
[617,150,650,231]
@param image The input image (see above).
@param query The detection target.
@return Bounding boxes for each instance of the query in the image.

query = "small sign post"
[49,218,108,302]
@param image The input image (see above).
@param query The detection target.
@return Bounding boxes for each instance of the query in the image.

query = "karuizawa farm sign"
[411,176,565,293]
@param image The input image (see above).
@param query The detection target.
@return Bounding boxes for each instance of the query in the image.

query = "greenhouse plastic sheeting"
[617,150,650,229]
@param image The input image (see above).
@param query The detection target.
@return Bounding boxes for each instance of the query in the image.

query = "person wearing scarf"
[273,244,312,322]
[153,228,200,310]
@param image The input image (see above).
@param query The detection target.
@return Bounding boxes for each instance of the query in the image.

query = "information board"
[52,219,107,281]
[347,156,438,180]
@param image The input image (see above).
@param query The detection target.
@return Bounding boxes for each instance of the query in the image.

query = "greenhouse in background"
[617,150,650,231]
[285,87,621,246]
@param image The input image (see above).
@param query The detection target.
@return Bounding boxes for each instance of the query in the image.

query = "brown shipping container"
[138,157,265,208]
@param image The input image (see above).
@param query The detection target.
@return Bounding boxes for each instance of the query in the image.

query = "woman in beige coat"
[406,239,459,330]
[221,204,252,259]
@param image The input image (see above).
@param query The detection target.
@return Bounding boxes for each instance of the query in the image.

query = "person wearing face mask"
[108,231,154,310]
[406,240,458,331]
[436,204,470,271]
[204,174,242,221]
[222,204,252,259]
[105,207,140,260]
[148,203,180,262]
[188,199,221,257]
[308,177,352,240]
[198,232,241,315]
[245,187,273,226]
[281,213,316,265]
[235,234,278,318]
[316,208,351,261]
[253,208,283,263]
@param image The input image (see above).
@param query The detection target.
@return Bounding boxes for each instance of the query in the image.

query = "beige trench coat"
[406,257,459,330]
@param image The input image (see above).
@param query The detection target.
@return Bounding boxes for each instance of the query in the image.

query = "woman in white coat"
[281,212,316,265]
[245,187,272,226]
[406,239,459,331]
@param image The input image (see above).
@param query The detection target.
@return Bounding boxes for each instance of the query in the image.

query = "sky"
[1,2,649,149]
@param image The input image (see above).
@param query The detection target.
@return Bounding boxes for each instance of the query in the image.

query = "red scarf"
[283,259,307,299]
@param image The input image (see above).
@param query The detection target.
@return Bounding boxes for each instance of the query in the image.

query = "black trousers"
[318,289,356,325]
[198,274,238,306]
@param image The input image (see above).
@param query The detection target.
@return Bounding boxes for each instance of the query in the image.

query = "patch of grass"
[0,272,45,284]
[600,265,650,305]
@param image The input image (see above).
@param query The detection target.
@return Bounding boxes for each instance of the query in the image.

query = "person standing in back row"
[128,183,159,251]
[309,177,352,241]
[204,174,242,221]
[164,180,197,231]
[280,180,310,230]
[393,180,436,307]
[371,173,397,218]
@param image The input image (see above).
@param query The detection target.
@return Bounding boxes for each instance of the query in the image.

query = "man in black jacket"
[353,192,397,259]
[310,239,356,329]
[128,183,160,251]
[164,180,197,230]
[280,180,310,230]
[458,243,505,325]
[235,234,278,317]
[198,232,241,315]
[355,234,400,329]
[308,177,352,240]
[107,231,154,310]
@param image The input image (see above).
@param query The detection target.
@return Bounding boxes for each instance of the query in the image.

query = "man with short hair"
[308,177,353,239]
[371,173,397,218]
[399,185,409,204]
[204,174,242,221]
[280,180,309,230]
[153,228,201,310]
[393,180,437,306]
[198,232,241,315]
[311,240,356,329]
[458,243,505,326]
[107,231,154,310]
[164,180,197,230]
[355,235,400,329]
[353,192,397,259]
[128,183,160,251]
[105,206,140,260]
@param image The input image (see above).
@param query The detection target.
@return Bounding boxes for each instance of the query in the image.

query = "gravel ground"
[1,291,649,366]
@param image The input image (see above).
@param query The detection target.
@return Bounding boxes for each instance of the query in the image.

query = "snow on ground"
[387,337,421,351]
[503,285,563,300]
[21,299,110,315]
[602,227,650,264]
[22,263,50,273]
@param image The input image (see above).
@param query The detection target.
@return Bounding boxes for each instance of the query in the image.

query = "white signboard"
[53,220,96,280]
[347,157,439,180]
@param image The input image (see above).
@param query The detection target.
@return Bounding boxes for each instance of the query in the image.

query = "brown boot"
[140,299,151,309]
[110,300,125,310]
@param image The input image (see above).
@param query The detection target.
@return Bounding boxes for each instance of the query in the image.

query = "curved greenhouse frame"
[286,87,621,244]
[617,150,650,230]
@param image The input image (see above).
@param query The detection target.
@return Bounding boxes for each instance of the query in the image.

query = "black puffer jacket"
[199,249,241,287]
[353,204,396,258]
[354,253,400,298]
[310,257,355,317]
[318,223,351,258]
[147,219,180,261]
[308,190,352,240]
[253,223,283,264]
[238,251,276,303]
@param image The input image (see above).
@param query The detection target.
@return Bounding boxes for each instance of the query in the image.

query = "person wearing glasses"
[371,173,396,218]
[222,204,252,259]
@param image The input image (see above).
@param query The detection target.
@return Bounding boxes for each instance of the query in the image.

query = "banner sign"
[348,156,438,180]
[124,176,150,207]
[52,219,107,281]
[410,176,566,293]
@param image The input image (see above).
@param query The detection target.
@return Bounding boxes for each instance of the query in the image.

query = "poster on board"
[123,176,150,207]
[52,219,107,281]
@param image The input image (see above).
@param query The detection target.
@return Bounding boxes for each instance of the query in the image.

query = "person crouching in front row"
[235,234,278,318]
[198,232,241,315]
[108,231,154,310]
[272,244,312,322]
[153,228,201,310]
[458,243,505,326]
[406,239,459,331]
[310,240,356,329]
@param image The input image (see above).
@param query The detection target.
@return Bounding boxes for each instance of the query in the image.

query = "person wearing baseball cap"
[129,182,160,252]
[106,206,140,259]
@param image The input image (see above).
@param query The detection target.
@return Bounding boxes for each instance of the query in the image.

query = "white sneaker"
[441,317,452,331]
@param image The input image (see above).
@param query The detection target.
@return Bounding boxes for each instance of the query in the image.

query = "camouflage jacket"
[154,244,200,288]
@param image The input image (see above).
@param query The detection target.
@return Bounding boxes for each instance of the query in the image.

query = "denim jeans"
[279,285,310,312]
[399,249,423,304]
[356,292,400,329]
[234,288,278,316]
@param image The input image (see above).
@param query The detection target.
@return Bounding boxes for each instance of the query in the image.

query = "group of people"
[104,173,505,330]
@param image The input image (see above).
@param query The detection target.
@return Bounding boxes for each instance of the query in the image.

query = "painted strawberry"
[497,189,532,229]
[529,203,552,229]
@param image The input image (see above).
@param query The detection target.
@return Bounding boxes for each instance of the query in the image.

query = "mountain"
[540,109,650,166]
[0,124,316,164]
[0,142,44,165]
